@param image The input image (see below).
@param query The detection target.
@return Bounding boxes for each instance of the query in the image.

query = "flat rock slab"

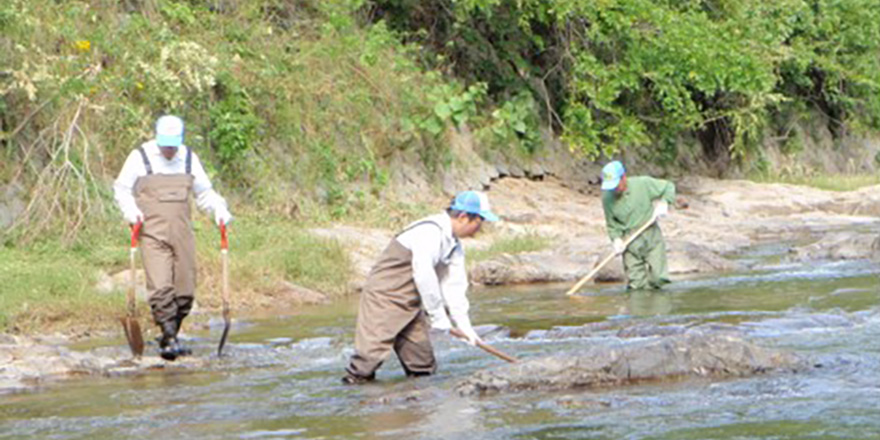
[790,231,880,261]
[0,336,211,394]
[455,331,806,396]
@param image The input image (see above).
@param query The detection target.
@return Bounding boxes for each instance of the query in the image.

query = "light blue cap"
[601,160,625,190]
[450,190,499,222]
[156,115,184,147]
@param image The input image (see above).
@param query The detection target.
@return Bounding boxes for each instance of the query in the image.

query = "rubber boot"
[341,373,375,385]
[158,320,181,361]
[174,315,192,357]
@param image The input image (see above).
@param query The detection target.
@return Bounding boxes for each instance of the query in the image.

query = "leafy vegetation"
[0,0,483,245]
[370,0,880,172]
[5,0,879,243]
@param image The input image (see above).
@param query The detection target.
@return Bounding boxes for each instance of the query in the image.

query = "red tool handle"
[220,222,228,251]
[130,222,142,249]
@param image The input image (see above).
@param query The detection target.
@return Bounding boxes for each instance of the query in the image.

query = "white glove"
[124,208,143,225]
[612,238,625,255]
[452,314,483,346]
[654,200,669,218]
[430,312,452,333]
[214,207,233,226]
[456,322,482,346]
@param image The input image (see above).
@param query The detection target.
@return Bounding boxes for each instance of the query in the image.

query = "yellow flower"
[75,40,91,52]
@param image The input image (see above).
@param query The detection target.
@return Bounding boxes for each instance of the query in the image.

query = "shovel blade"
[217,319,231,357]
[120,316,145,357]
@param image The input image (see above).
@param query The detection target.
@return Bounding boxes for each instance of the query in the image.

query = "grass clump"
[0,215,354,334]
[217,217,353,298]
[0,246,122,334]
[468,232,551,265]
[748,173,880,192]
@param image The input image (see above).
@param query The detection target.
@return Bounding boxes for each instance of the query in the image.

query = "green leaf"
[422,117,444,135]
[434,102,452,120]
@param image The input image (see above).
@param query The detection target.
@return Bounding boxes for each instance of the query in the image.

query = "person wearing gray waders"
[113,115,232,361]
[343,191,499,384]
[601,160,675,290]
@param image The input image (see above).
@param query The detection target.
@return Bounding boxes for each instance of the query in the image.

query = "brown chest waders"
[133,147,197,332]
[345,220,454,380]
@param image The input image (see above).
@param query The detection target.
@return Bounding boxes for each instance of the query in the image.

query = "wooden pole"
[565,215,658,296]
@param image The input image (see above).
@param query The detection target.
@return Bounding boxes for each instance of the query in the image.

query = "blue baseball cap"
[156,115,184,147]
[450,190,499,222]
[601,160,625,190]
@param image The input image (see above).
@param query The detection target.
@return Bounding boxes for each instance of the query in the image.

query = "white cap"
[156,115,184,147]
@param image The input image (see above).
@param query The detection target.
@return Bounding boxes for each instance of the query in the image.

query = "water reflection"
[625,290,674,317]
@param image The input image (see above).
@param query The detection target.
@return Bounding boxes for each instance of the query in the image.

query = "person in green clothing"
[600,160,676,290]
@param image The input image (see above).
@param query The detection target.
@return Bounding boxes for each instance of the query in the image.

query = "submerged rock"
[616,322,744,338]
[361,387,443,406]
[455,331,805,396]
[741,312,865,334]
[615,323,695,338]
[525,321,622,340]
[474,324,511,341]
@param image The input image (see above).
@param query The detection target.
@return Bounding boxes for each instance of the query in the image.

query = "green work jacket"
[602,176,676,241]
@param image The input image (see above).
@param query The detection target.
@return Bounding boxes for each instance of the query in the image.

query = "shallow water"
[2,250,879,439]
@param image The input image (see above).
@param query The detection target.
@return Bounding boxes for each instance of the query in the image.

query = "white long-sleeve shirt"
[113,140,229,220]
[396,213,472,331]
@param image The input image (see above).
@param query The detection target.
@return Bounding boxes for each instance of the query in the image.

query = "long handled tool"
[565,215,658,296]
[120,222,145,357]
[217,222,231,357]
[450,328,518,363]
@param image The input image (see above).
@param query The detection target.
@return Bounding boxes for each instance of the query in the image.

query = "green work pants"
[623,224,670,290]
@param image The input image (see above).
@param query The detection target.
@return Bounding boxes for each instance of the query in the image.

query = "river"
[1,243,879,439]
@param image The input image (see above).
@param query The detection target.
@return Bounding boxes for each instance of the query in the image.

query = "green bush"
[209,74,261,178]
[370,0,880,166]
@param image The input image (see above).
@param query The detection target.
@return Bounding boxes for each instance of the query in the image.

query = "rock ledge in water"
[0,335,210,394]
[455,332,805,396]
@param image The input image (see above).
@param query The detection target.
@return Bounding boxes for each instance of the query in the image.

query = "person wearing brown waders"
[113,115,232,361]
[343,191,499,384]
